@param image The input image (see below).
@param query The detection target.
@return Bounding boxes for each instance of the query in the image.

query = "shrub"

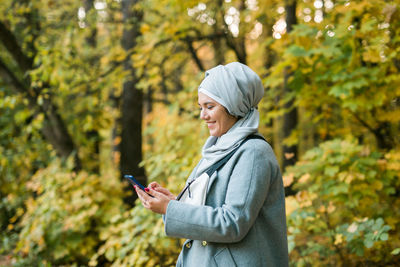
[285,139,400,266]
[14,159,125,265]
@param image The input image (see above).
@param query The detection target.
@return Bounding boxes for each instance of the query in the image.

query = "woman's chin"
[209,131,222,137]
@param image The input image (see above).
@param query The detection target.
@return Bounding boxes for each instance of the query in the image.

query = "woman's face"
[198,92,238,137]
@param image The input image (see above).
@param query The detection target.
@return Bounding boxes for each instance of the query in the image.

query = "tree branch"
[0,20,33,72]
[1,58,82,169]
[349,110,377,135]
[0,58,29,94]
[0,57,39,109]
[154,32,225,48]
[184,37,205,72]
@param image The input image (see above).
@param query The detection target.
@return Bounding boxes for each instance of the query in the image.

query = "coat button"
[185,242,191,249]
[202,241,207,246]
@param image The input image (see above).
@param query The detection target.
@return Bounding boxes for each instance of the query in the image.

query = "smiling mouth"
[206,122,216,128]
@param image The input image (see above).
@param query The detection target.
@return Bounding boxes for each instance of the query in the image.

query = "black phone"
[124,175,153,197]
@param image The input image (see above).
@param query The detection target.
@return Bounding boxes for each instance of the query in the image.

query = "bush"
[14,159,125,265]
[285,139,400,266]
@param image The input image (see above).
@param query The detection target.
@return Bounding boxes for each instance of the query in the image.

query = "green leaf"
[380,233,388,241]
[364,239,374,248]
[391,248,400,255]
[105,247,115,261]
[286,45,308,57]
[324,166,339,177]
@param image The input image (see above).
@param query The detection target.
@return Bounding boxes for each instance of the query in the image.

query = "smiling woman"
[134,62,289,267]
[198,93,238,137]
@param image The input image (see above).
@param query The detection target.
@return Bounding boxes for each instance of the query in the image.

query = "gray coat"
[164,138,289,267]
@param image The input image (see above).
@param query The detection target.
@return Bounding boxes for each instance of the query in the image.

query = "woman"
[135,62,289,267]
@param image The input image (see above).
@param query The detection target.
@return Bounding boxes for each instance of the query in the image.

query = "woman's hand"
[135,183,176,214]
[148,182,176,200]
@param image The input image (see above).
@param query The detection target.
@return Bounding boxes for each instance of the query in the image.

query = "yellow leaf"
[283,173,294,187]
[284,152,295,159]
[318,205,326,213]
[285,196,299,215]
[362,49,381,63]
[327,201,336,213]
[371,180,383,190]
[298,173,310,183]
[296,191,313,207]
[140,23,151,34]
[334,234,343,245]
[347,223,358,233]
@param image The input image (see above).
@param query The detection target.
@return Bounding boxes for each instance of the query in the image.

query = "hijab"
[196,62,264,175]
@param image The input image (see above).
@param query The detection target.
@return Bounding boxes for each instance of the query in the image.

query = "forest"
[0,0,399,266]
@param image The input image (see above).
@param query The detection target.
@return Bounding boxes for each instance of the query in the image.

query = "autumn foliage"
[0,0,399,266]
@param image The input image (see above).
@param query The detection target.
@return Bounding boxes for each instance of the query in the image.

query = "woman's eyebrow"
[198,101,215,106]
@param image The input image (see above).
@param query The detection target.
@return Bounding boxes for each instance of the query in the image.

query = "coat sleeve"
[164,141,279,243]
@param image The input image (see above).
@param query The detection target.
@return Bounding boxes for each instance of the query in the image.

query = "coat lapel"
[206,171,218,193]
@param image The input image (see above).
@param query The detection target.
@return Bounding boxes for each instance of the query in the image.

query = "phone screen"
[124,175,153,197]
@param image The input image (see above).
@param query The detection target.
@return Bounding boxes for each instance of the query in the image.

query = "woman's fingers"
[144,188,171,214]
[146,187,164,198]
[148,182,161,189]
[135,185,171,214]
[153,186,173,196]
[135,186,152,203]
[146,182,176,200]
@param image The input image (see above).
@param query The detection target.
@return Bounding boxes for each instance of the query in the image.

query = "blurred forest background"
[0,0,399,266]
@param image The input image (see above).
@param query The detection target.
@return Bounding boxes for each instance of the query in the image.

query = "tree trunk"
[212,0,225,65]
[236,0,247,64]
[145,86,153,113]
[83,0,101,174]
[41,99,82,170]
[120,0,145,206]
[84,0,97,48]
[282,0,298,196]
[261,11,277,145]
[220,0,247,64]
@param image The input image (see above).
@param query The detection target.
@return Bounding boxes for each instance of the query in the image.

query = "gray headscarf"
[196,62,264,175]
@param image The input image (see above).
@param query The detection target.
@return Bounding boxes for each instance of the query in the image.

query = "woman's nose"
[200,109,208,120]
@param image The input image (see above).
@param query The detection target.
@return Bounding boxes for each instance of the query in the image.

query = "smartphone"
[124,175,153,197]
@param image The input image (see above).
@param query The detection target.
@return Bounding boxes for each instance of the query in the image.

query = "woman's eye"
[207,106,214,110]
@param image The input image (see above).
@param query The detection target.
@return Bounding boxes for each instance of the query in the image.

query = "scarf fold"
[195,62,264,175]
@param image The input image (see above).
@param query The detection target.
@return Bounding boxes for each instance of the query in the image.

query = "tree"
[282,0,298,195]
[0,14,82,170]
[120,0,146,204]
